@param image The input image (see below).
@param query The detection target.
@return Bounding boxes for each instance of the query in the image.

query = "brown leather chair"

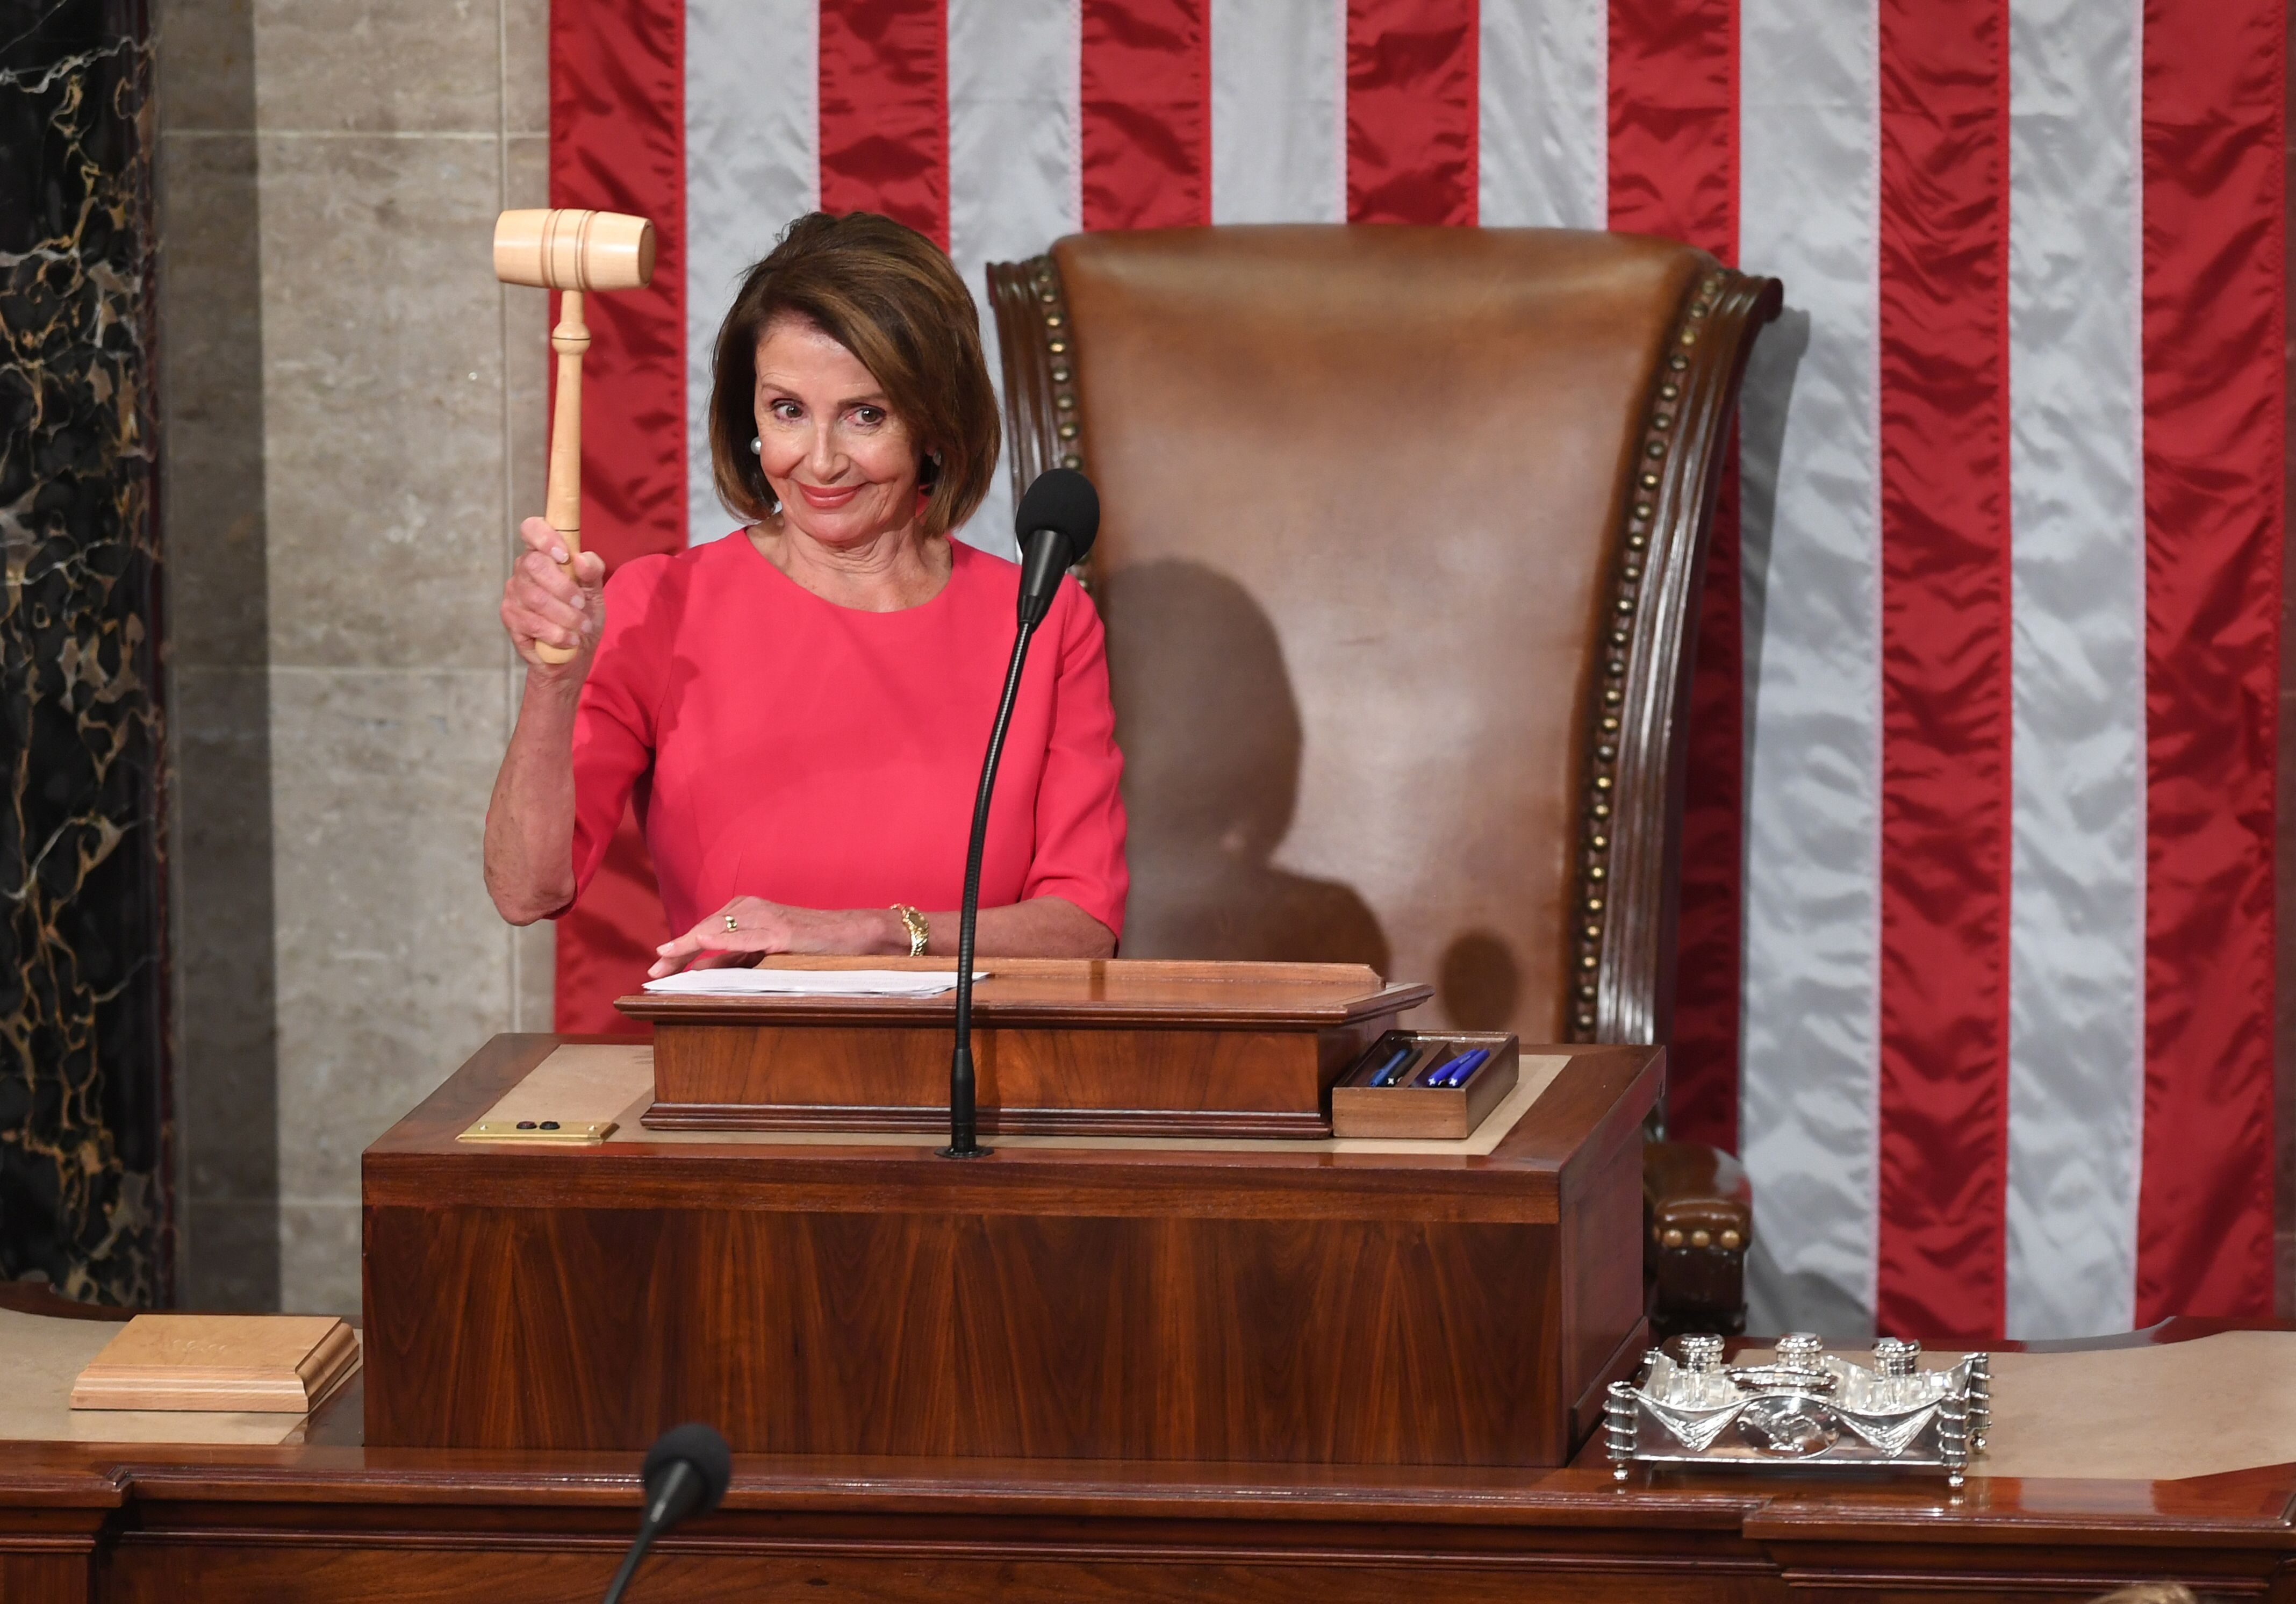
[988,226,1778,1333]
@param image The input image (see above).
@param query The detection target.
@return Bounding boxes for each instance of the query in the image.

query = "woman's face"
[752,314,924,549]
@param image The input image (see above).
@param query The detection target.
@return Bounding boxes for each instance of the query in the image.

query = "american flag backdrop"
[545,0,2285,1343]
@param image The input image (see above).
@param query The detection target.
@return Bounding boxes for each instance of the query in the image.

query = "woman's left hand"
[648,897,898,978]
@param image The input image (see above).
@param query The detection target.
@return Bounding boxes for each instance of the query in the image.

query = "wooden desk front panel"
[363,1035,1660,1466]
[363,1200,1570,1464]
[8,1445,2295,1604]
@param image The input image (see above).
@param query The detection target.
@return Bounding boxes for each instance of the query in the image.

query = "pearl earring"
[749,436,761,454]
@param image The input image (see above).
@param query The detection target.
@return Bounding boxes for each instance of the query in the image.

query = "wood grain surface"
[633,961,1431,1135]
[644,1019,1381,1135]
[1,1425,2293,1603]
[363,1034,1655,1463]
[69,1316,357,1413]
[1330,1033,1523,1140]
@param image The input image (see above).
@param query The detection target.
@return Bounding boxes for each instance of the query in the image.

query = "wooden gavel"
[493,207,656,663]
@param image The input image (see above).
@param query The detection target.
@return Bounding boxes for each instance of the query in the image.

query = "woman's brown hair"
[708,211,999,541]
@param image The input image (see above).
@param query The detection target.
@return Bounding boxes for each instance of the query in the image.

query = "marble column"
[157,0,553,1314]
[0,0,169,1305]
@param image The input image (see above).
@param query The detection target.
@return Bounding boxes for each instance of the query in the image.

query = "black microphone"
[942,468,1101,1159]
[600,1422,732,1603]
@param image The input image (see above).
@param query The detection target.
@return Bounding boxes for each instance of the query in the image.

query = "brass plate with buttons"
[455,1118,616,1144]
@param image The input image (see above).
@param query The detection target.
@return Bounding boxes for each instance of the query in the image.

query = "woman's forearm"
[929,894,1115,959]
[484,674,585,924]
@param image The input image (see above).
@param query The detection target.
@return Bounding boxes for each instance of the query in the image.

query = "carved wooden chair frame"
[988,237,1783,1329]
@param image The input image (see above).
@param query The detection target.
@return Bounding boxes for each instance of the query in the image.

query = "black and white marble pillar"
[0,0,168,1304]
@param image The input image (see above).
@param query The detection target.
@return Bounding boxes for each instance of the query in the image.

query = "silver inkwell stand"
[1605,1333,1992,1487]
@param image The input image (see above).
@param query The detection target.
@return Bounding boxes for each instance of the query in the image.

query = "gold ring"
[723,914,739,933]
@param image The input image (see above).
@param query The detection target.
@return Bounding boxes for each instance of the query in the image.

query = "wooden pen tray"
[1328,1030,1519,1140]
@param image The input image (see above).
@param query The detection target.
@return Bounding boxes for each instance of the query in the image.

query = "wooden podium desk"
[2,1287,2294,1603]
[360,1032,1653,1465]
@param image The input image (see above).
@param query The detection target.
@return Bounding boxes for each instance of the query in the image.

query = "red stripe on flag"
[1872,0,2012,1344]
[1081,0,1210,231]
[1345,0,1477,225]
[2135,0,2283,1324]
[1606,0,1740,1151]
[547,0,686,571]
[820,0,951,249]
[548,0,685,1033]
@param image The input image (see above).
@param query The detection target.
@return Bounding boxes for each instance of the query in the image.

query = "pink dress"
[569,534,1128,940]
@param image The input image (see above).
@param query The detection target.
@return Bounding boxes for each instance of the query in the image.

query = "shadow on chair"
[1103,559,1390,971]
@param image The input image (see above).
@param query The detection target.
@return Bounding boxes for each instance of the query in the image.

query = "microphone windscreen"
[642,1422,733,1516]
[1013,468,1100,565]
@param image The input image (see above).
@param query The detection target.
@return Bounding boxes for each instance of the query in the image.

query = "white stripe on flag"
[2003,0,2145,1340]
[1209,0,1345,224]
[684,0,819,546]
[1477,0,1607,228]
[1738,0,1884,1337]
[950,0,1081,560]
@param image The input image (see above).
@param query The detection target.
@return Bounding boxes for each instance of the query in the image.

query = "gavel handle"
[537,289,591,667]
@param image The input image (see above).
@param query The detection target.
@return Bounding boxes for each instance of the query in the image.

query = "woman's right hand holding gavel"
[485,517,606,924]
[502,517,606,676]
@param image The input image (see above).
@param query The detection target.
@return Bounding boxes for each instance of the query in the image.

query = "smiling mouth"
[793,482,862,510]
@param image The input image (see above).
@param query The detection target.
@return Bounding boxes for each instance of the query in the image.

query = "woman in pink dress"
[483,212,1127,973]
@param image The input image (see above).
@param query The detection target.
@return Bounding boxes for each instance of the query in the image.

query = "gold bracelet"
[891,904,929,958]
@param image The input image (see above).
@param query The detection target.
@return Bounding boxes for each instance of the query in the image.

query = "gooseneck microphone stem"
[940,467,1098,1160]
[943,612,1043,1159]
[601,1459,700,1604]
[599,1526,650,1604]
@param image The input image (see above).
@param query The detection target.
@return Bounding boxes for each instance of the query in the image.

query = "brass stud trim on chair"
[1034,260,1085,470]
[986,252,1096,588]
[1573,268,1763,1048]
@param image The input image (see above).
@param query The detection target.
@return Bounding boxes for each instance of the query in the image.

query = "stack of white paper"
[641,968,986,998]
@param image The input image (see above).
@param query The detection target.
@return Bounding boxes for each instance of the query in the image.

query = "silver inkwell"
[1605,1332,1991,1486]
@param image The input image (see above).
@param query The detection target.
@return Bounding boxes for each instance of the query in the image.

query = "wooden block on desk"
[69,1315,360,1413]
[627,957,1431,1138]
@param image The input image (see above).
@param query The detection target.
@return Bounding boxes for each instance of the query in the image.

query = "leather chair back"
[991,227,1778,1046]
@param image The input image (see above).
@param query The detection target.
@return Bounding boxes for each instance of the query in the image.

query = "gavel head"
[493,208,655,291]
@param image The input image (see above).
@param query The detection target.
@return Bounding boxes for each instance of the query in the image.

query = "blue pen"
[1439,1048,1491,1089]
[1380,1046,1433,1087]
[1419,1047,1474,1086]
[1366,1042,1415,1087]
